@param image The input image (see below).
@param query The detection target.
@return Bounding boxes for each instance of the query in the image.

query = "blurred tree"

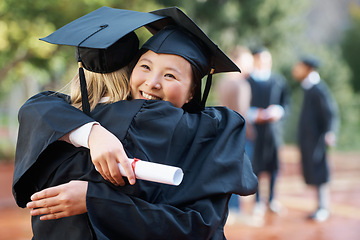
[0,0,359,155]
[341,2,360,93]
[0,0,165,100]
[339,3,360,150]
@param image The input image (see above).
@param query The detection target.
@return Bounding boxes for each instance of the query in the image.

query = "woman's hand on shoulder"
[88,124,136,186]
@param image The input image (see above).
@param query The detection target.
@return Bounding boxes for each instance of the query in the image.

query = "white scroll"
[118,158,184,186]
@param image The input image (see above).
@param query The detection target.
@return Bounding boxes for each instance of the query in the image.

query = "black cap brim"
[40,6,166,49]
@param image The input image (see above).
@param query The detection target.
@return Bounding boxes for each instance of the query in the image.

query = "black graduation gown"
[13,91,258,240]
[298,81,338,185]
[247,74,290,175]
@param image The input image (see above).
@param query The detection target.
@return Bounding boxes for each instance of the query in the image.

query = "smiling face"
[130,50,193,108]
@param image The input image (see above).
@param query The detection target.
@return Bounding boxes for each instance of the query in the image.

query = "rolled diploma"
[118,158,184,186]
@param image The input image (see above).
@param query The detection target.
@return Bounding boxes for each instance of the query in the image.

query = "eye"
[140,64,150,70]
[164,73,176,79]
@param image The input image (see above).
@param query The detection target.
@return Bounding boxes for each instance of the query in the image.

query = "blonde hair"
[70,66,131,111]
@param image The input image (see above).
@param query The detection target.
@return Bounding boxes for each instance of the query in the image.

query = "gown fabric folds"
[13,91,257,240]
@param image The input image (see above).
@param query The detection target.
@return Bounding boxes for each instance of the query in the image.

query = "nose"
[145,75,161,89]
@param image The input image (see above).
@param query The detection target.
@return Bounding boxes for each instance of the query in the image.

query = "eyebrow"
[165,66,182,75]
[138,57,152,64]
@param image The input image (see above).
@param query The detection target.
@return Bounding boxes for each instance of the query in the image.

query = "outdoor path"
[0,145,359,240]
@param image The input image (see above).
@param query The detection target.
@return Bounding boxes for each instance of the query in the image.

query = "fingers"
[88,124,135,185]
[29,202,71,220]
[94,153,126,186]
[108,158,126,186]
[29,204,61,217]
[27,194,62,220]
[94,161,114,185]
[96,154,136,186]
[27,188,59,210]
[30,185,60,201]
[39,212,68,221]
[119,157,136,185]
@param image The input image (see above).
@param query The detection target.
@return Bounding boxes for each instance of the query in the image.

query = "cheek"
[130,69,144,89]
[164,82,192,107]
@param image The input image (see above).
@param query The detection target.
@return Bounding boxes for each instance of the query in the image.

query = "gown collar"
[301,71,320,90]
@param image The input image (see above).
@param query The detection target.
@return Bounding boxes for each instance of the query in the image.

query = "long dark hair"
[182,64,202,113]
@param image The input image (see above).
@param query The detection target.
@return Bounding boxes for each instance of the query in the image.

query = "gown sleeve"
[13,91,95,206]
[315,83,339,134]
[87,181,227,240]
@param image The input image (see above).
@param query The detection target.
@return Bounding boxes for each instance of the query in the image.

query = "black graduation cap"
[251,46,269,55]
[143,7,241,110]
[40,6,167,115]
[301,55,321,69]
[143,26,209,79]
[40,7,166,49]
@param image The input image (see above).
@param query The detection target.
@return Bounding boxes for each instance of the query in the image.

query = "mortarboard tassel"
[201,67,215,109]
[75,25,109,116]
[78,61,91,116]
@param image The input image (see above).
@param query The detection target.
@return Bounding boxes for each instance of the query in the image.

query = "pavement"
[0,145,359,240]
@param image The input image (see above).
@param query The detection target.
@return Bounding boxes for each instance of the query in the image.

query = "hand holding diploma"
[118,158,184,186]
[28,159,184,221]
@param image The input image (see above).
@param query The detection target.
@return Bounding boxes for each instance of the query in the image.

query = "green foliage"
[341,2,360,93]
[0,0,166,99]
[1,0,359,152]
[0,138,15,161]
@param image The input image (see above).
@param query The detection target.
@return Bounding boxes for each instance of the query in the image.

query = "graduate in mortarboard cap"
[246,47,290,216]
[292,56,339,222]
[13,7,257,239]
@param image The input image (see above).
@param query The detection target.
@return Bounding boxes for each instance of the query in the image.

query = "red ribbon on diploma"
[131,158,140,173]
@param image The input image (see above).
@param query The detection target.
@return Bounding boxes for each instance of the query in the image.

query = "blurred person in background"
[216,46,259,225]
[246,47,290,217]
[292,56,339,222]
[216,46,256,159]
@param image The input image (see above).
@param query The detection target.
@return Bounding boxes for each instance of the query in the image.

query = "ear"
[185,94,193,104]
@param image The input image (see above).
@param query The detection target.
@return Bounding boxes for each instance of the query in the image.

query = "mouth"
[141,91,162,100]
